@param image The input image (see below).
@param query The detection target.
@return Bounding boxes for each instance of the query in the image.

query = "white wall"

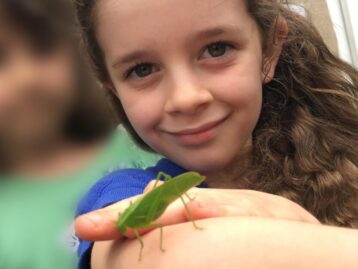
[346,0,358,53]
[326,0,358,67]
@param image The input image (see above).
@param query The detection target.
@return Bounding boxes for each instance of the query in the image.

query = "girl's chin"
[174,156,233,174]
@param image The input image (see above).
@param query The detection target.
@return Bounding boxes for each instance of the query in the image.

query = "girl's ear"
[262,16,288,84]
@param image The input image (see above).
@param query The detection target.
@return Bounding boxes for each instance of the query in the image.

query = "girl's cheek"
[200,55,263,107]
[119,88,165,136]
[205,71,262,108]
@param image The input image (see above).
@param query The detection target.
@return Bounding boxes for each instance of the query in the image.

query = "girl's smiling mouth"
[162,114,231,146]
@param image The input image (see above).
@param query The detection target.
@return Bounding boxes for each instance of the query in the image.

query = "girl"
[0,0,158,268]
[74,0,358,268]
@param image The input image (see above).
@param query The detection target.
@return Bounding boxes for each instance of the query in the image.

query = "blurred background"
[295,0,358,67]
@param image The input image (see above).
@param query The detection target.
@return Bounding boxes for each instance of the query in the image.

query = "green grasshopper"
[115,171,206,260]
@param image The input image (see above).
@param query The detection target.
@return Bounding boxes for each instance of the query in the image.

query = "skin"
[78,186,358,269]
[92,218,358,269]
[74,0,358,267]
[0,23,102,176]
[76,185,320,241]
[97,0,270,181]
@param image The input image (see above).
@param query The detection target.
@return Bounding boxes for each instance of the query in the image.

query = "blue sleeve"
[75,168,157,269]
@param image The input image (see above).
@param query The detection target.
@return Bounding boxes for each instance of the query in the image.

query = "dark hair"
[75,0,358,227]
[0,0,118,143]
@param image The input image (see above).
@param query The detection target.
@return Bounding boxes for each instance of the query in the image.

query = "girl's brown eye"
[202,42,233,59]
[130,63,154,78]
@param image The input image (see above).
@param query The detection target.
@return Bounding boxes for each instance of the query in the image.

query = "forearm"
[92,217,358,269]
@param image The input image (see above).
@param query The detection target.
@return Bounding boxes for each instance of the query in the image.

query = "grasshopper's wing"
[115,186,170,230]
[134,172,206,224]
[115,172,172,232]
[115,198,145,233]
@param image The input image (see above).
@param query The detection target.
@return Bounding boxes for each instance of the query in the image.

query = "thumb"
[75,194,141,241]
[74,191,226,242]
[75,209,123,241]
[143,180,164,194]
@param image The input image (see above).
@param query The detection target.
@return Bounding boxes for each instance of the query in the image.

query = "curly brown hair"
[74,0,358,228]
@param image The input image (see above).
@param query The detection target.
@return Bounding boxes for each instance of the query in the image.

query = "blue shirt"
[76,158,196,269]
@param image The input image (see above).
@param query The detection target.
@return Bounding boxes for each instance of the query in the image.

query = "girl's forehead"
[97,0,247,23]
[96,0,254,51]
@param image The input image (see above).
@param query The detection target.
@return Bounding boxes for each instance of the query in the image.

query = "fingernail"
[84,213,103,227]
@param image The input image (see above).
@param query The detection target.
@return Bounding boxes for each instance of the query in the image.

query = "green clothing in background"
[0,128,159,269]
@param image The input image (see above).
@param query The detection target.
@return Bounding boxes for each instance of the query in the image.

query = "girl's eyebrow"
[194,25,241,40]
[112,25,241,69]
[112,50,152,69]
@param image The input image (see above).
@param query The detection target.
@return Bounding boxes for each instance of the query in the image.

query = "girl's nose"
[164,73,214,115]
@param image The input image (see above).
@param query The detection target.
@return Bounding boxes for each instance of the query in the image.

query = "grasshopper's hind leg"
[146,223,166,252]
[159,225,165,252]
[179,196,204,230]
[133,229,144,261]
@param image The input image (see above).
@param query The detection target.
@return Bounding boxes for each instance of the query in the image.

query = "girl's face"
[0,25,76,146]
[97,0,279,173]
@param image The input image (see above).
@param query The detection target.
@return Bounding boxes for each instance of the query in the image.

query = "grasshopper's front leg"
[180,195,204,230]
[151,172,172,190]
[184,192,196,202]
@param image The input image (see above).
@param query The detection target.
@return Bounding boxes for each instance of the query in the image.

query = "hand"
[92,218,358,269]
[75,180,320,241]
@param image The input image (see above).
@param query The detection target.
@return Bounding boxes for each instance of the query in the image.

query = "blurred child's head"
[0,0,115,156]
[76,0,358,226]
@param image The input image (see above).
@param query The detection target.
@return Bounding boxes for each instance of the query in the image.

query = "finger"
[75,209,123,241]
[143,180,164,194]
[75,195,141,241]
[122,197,226,239]
[104,194,142,211]
[153,193,226,225]
[77,191,226,241]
